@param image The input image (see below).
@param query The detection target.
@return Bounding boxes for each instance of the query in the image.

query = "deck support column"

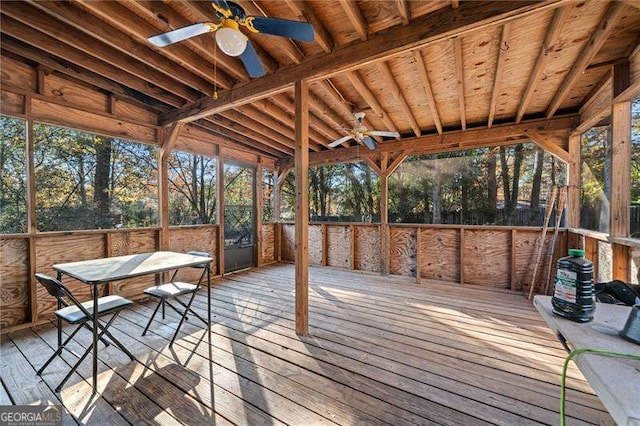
[295,79,309,336]
[567,133,581,228]
[610,62,631,281]
[158,123,183,251]
[217,150,225,276]
[256,158,263,268]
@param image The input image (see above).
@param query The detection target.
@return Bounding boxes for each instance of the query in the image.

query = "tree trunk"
[487,149,497,223]
[93,137,112,227]
[530,147,545,224]
[432,155,441,224]
[499,146,511,217]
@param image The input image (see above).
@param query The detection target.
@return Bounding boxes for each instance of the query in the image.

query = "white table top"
[53,251,213,284]
[534,296,640,426]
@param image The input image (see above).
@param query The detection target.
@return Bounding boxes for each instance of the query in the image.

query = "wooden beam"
[345,71,399,134]
[0,16,184,108]
[28,0,217,95]
[235,0,303,64]
[1,2,201,102]
[451,0,460,9]
[610,63,631,238]
[398,0,411,26]
[158,123,184,250]
[575,71,613,135]
[290,115,577,168]
[516,5,571,123]
[284,0,333,53]
[217,110,296,155]
[384,151,408,177]
[160,0,562,125]
[380,169,389,275]
[363,155,383,176]
[412,50,442,135]
[545,2,626,118]
[567,134,581,228]
[81,0,244,83]
[339,0,367,41]
[526,130,571,163]
[294,80,309,336]
[269,93,342,143]
[25,114,38,322]
[217,153,225,275]
[488,23,511,128]
[454,37,466,131]
[378,61,421,137]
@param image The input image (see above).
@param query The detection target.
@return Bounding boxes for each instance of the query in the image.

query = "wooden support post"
[511,229,517,291]
[25,113,38,322]
[567,134,581,228]
[322,224,328,266]
[459,228,465,285]
[350,224,356,270]
[612,244,630,283]
[610,63,631,281]
[415,227,422,284]
[255,159,263,268]
[217,152,225,276]
[158,123,183,251]
[294,80,309,336]
[380,172,389,275]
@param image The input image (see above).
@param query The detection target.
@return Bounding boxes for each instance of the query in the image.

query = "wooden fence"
[278,223,567,293]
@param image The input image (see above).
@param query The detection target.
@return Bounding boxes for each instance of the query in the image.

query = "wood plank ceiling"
[1,0,639,161]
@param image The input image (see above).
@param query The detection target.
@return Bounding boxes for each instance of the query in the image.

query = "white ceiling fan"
[328,112,399,149]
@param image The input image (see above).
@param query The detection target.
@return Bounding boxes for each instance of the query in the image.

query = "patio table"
[53,251,213,392]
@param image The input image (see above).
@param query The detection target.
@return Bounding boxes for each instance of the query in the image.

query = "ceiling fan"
[329,112,400,150]
[147,0,314,78]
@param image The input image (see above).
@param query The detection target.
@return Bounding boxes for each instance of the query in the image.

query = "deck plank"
[3,264,614,425]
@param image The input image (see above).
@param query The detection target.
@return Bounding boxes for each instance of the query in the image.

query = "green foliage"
[32,123,158,231]
[0,116,27,233]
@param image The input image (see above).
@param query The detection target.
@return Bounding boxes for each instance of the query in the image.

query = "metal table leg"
[92,284,98,393]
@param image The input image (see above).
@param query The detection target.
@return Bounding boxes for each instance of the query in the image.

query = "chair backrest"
[35,273,82,309]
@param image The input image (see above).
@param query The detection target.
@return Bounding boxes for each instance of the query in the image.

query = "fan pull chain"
[213,39,219,100]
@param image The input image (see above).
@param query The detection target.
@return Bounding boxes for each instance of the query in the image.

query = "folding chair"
[142,251,210,345]
[34,273,134,392]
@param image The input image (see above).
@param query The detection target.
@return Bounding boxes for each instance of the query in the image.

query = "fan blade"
[328,135,353,147]
[249,16,314,42]
[362,136,377,150]
[240,41,266,78]
[148,23,214,47]
[368,130,400,138]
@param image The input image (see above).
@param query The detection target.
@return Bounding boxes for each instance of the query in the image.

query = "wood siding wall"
[0,225,220,331]
[279,223,567,293]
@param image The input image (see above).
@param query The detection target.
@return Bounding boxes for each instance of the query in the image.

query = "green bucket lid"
[569,249,585,257]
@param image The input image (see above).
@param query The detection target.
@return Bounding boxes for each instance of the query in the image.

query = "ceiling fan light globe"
[216,27,248,57]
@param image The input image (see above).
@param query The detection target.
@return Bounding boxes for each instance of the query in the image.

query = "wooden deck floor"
[1,264,613,425]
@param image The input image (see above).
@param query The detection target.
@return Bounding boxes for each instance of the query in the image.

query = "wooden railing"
[278,222,567,293]
[0,225,219,331]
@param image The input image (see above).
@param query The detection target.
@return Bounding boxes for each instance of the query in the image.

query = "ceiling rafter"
[74,0,233,89]
[545,1,626,119]
[412,49,442,135]
[268,94,342,144]
[159,0,564,125]
[488,23,511,128]
[378,61,421,137]
[0,15,184,107]
[345,70,399,134]
[217,110,297,154]
[115,0,248,82]
[235,0,304,64]
[515,5,571,123]
[1,2,201,102]
[339,0,368,41]
[29,0,215,96]
[193,119,284,157]
[454,37,466,131]
[284,0,333,53]
[398,0,411,26]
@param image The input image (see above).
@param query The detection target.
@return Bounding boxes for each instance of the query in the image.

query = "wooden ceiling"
[1,0,639,160]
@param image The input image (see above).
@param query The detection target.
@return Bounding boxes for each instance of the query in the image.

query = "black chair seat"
[56,295,133,324]
[144,282,198,299]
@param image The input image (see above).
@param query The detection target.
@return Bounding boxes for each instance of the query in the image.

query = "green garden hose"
[560,348,640,426]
